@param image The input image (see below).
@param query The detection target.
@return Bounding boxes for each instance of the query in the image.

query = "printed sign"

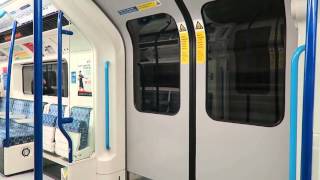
[23,42,34,52]
[3,45,32,60]
[77,60,92,96]
[118,0,161,15]
[194,20,206,64]
[137,0,161,12]
[71,72,76,84]
[178,22,189,64]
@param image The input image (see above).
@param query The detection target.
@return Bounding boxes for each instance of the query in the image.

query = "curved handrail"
[289,45,305,180]
[4,20,17,147]
[57,11,74,163]
[301,0,318,179]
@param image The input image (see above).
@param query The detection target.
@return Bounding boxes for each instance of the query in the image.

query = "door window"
[203,0,286,126]
[127,14,180,115]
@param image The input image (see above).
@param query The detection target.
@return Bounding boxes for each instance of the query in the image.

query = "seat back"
[0,97,13,112]
[12,99,30,116]
[63,107,92,150]
[43,104,65,127]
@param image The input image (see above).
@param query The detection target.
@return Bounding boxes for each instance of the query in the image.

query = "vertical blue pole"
[301,0,318,179]
[5,21,17,147]
[57,11,63,157]
[57,11,73,163]
[289,45,305,180]
[34,0,43,179]
[105,62,110,150]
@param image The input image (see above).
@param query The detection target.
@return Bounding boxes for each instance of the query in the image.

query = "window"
[203,0,286,126]
[23,62,68,97]
[127,14,180,115]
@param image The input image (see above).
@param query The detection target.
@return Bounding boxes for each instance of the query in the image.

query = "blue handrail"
[34,0,44,179]
[105,62,110,150]
[301,0,318,179]
[289,45,305,180]
[4,21,17,147]
[57,11,74,163]
[0,10,6,18]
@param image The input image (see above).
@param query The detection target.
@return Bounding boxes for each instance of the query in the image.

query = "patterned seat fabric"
[11,99,33,117]
[63,107,91,150]
[43,104,66,126]
[0,97,13,112]
[43,114,57,127]
[0,119,34,147]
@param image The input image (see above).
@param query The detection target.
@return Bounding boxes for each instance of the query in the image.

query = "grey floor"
[0,172,54,180]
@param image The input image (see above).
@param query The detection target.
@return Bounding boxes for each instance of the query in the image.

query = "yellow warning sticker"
[194,20,206,64]
[137,0,161,12]
[178,23,189,64]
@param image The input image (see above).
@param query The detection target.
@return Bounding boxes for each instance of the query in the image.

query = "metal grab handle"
[289,45,305,180]
[34,0,44,178]
[105,62,110,150]
[4,21,17,147]
[57,11,74,163]
[301,0,318,179]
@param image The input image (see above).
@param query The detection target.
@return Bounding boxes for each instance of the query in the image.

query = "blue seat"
[0,97,13,112]
[11,99,35,118]
[43,104,59,127]
[0,119,34,147]
[63,107,91,150]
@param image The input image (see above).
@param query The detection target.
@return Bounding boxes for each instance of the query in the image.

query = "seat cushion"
[69,107,91,150]
[54,128,81,158]
[42,104,61,152]
[0,119,34,147]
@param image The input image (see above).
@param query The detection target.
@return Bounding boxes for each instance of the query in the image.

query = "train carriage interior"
[0,0,318,179]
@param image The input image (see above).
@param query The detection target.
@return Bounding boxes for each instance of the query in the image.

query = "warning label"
[194,20,206,64]
[118,0,161,15]
[178,22,189,64]
[137,0,161,12]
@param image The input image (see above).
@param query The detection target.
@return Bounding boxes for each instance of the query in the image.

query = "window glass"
[203,0,286,126]
[127,14,180,115]
[23,62,68,97]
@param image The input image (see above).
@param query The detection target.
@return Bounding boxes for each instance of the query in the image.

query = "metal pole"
[5,20,17,147]
[34,0,43,179]
[289,45,305,180]
[301,0,318,179]
[57,11,73,163]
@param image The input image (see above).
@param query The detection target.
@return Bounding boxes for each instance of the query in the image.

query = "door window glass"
[203,0,286,126]
[127,14,180,115]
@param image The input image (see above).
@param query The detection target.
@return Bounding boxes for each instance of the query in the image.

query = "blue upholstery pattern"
[0,119,34,147]
[48,104,60,116]
[0,97,13,112]
[63,107,91,150]
[43,104,65,127]
[43,114,57,127]
[11,99,46,119]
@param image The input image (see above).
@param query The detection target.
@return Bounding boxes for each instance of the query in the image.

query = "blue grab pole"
[4,21,17,147]
[34,0,43,179]
[105,62,110,150]
[0,10,6,18]
[289,45,305,180]
[301,0,318,179]
[57,11,74,163]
